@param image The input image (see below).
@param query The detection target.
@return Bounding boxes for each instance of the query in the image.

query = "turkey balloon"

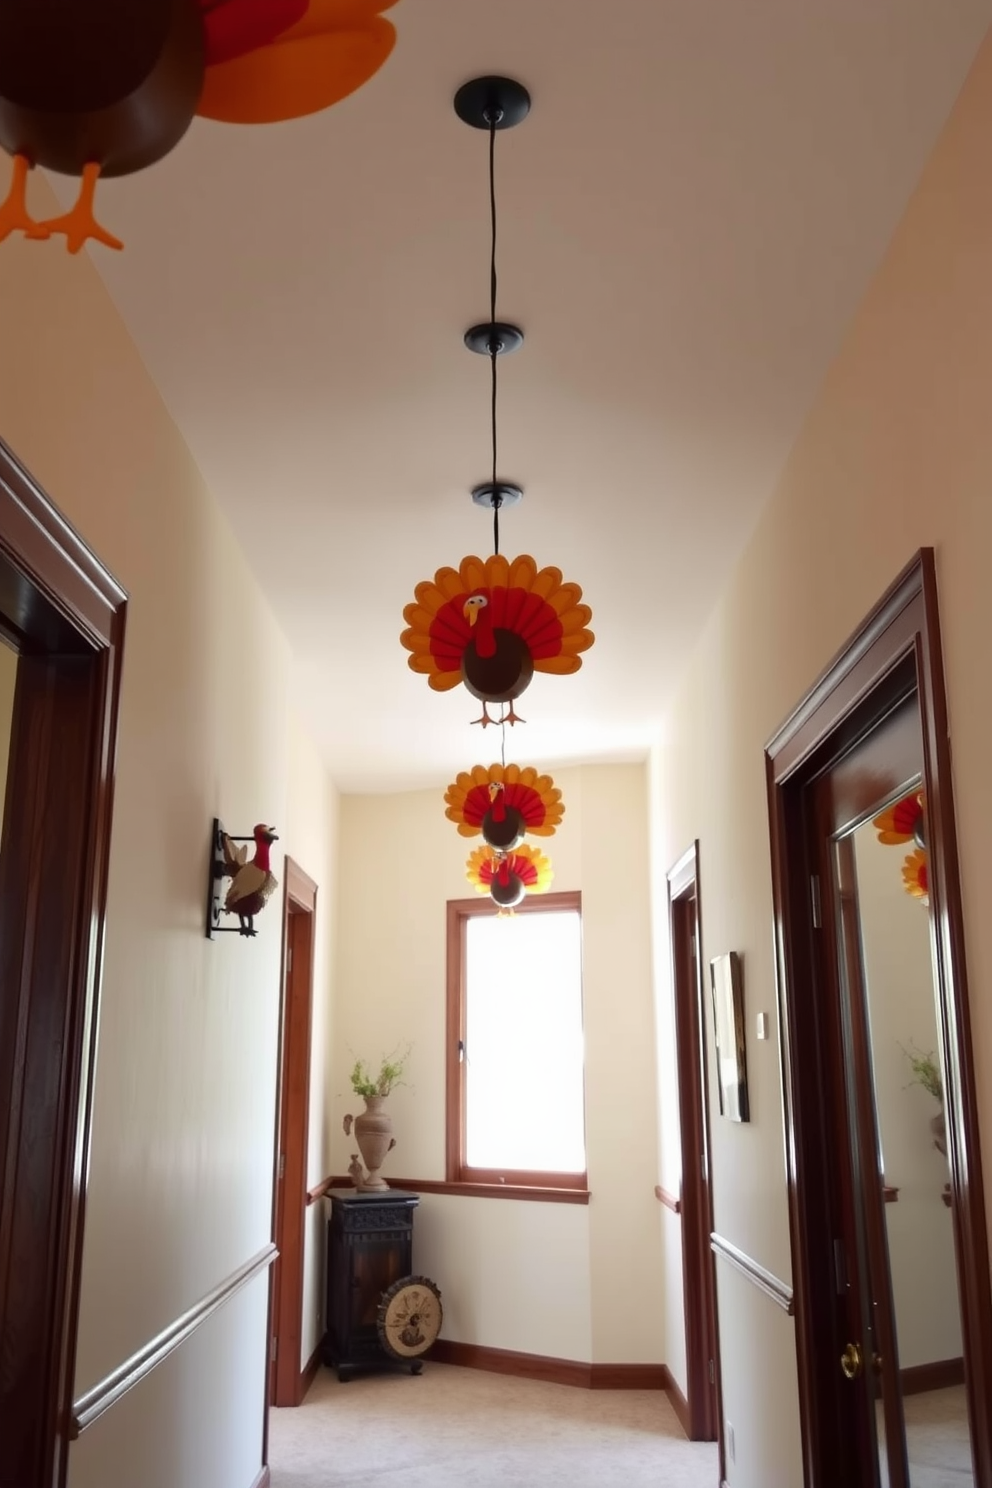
[872,789,929,904]
[0,0,400,252]
[901,847,929,905]
[401,554,594,726]
[872,789,926,850]
[466,843,554,909]
[444,763,564,852]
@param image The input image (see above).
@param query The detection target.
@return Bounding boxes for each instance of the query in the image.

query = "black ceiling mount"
[454,76,531,131]
[464,321,524,357]
[472,482,523,511]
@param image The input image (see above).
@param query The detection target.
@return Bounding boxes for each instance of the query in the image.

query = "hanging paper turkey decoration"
[445,763,563,853]
[466,843,554,910]
[401,554,594,726]
[872,789,929,905]
[873,790,926,848]
[901,847,929,905]
[0,0,400,252]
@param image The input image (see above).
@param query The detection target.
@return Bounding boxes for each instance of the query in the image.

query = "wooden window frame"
[445,891,588,1199]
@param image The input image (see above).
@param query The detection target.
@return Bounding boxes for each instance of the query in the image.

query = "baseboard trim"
[428,1340,666,1390]
[590,1363,667,1390]
[301,1336,325,1399]
[661,1365,692,1436]
[901,1356,965,1395]
[249,1468,270,1488]
[430,1339,590,1387]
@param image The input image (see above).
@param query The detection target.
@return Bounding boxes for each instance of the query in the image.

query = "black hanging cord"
[486,107,502,556]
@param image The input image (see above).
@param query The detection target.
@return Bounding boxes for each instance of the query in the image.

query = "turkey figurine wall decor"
[0,0,400,253]
[401,554,593,727]
[206,817,279,938]
[466,843,554,911]
[444,763,564,852]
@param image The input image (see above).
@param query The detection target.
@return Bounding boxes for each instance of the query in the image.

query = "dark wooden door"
[668,844,721,1449]
[0,440,126,1488]
[807,696,923,1488]
[766,553,992,1488]
[268,867,316,1409]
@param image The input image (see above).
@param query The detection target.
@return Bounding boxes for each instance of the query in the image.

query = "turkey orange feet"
[0,155,51,245]
[39,164,123,254]
[470,702,526,728]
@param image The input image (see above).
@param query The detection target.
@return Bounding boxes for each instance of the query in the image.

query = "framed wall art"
[710,951,749,1122]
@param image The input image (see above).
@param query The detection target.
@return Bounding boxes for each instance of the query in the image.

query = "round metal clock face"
[377,1274,443,1360]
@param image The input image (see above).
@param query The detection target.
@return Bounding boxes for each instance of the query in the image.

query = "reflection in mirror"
[851,794,971,1486]
[0,638,15,836]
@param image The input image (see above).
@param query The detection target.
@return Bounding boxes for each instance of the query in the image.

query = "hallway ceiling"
[68,0,991,791]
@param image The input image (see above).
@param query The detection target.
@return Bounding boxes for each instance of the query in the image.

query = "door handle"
[840,1342,864,1380]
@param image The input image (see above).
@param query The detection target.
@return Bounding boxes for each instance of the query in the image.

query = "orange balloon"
[197,8,396,124]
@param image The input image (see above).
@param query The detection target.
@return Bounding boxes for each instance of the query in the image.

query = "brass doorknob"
[840,1342,864,1380]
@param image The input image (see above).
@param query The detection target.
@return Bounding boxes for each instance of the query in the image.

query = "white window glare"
[464,909,586,1173]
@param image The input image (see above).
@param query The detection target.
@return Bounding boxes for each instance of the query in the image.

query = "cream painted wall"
[649,30,992,1488]
[331,763,664,1364]
[0,165,337,1487]
[853,824,961,1370]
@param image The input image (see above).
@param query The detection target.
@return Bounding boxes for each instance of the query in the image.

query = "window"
[446,891,587,1195]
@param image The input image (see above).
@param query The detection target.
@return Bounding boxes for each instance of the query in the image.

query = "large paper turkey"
[444,764,564,852]
[401,554,594,726]
[466,843,554,908]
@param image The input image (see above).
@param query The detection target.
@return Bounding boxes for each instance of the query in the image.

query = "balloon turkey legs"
[471,701,526,727]
[40,163,123,254]
[0,155,50,244]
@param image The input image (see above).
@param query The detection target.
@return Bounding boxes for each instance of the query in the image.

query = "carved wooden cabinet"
[323,1188,420,1379]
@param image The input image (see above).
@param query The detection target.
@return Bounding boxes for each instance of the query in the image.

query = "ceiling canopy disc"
[464,322,525,357]
[471,482,523,511]
[454,76,531,131]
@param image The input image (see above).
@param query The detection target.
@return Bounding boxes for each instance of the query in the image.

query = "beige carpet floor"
[877,1386,973,1486]
[268,1363,719,1487]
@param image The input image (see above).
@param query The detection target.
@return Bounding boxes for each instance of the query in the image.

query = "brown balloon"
[0,0,205,177]
[490,872,526,910]
[461,631,534,707]
[481,805,525,853]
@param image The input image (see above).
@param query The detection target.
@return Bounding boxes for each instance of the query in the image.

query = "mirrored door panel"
[0,638,17,861]
[832,784,972,1487]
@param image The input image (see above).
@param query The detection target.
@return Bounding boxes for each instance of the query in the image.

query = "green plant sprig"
[900,1041,943,1104]
[349,1044,411,1099]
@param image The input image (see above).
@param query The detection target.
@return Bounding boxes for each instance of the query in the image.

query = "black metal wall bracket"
[205,817,256,939]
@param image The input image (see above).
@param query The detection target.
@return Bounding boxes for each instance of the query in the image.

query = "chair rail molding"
[71,1245,277,1437]
[710,1232,794,1315]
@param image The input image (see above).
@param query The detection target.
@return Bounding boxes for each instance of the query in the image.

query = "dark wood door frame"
[765,549,992,1486]
[667,843,723,1462]
[267,859,317,1417]
[0,437,127,1488]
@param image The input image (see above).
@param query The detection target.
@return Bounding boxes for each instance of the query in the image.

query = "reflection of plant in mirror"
[901,1042,943,1104]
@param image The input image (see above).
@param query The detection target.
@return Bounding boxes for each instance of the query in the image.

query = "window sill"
[329,1175,590,1205]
